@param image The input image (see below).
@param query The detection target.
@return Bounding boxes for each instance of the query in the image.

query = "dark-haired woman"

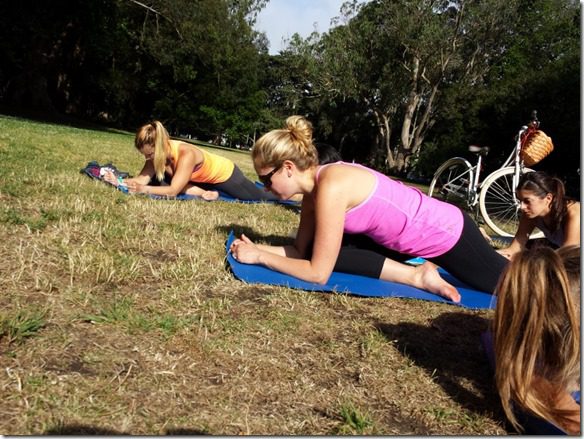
[498,171,580,259]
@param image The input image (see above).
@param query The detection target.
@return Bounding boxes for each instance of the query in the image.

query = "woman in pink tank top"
[230,116,508,301]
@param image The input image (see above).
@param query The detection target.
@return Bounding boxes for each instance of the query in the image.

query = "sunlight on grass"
[0,115,503,435]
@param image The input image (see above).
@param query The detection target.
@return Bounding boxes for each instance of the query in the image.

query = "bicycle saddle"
[468,145,490,155]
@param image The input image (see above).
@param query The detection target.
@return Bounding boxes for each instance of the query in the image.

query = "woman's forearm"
[257,250,332,284]
[254,244,305,259]
[143,184,182,196]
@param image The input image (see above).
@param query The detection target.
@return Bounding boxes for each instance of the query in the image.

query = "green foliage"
[0,0,578,186]
[424,0,580,194]
[0,0,274,145]
[0,309,46,345]
[337,402,374,434]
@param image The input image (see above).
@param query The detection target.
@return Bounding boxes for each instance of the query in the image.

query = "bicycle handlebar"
[529,109,540,129]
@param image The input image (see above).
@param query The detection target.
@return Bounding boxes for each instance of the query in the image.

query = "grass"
[0,309,47,344]
[0,114,508,434]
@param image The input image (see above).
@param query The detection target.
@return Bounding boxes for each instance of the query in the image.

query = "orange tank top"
[170,140,234,184]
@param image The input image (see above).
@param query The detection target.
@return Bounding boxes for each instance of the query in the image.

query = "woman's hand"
[230,234,262,264]
[103,171,120,186]
[125,181,146,194]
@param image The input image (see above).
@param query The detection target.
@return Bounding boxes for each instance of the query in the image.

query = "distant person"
[230,115,509,302]
[493,247,580,434]
[498,171,580,259]
[104,120,279,201]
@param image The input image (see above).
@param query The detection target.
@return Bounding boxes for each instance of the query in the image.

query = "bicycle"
[427,111,552,238]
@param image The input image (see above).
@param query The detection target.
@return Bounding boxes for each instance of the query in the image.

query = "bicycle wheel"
[479,167,543,238]
[428,158,474,209]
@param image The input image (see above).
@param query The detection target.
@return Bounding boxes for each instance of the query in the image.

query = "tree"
[308,0,523,174]
[0,0,272,141]
[423,0,580,192]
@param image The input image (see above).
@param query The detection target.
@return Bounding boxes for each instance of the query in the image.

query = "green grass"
[0,114,505,435]
[0,309,47,344]
[337,402,374,434]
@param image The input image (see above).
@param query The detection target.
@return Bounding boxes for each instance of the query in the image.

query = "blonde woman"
[493,247,580,434]
[230,116,509,301]
[105,120,278,201]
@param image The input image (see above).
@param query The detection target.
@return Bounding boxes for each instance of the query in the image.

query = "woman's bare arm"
[498,216,535,259]
[230,169,348,284]
[562,201,580,247]
[128,144,202,196]
[230,197,316,260]
[103,160,153,186]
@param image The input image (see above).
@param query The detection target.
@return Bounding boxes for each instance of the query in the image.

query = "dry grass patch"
[0,115,508,434]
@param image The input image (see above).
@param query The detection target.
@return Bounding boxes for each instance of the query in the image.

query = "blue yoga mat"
[81,161,298,205]
[226,231,496,310]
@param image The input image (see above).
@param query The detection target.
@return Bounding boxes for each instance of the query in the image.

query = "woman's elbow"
[311,271,331,285]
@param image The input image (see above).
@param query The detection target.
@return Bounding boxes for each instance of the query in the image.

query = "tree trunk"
[372,109,394,169]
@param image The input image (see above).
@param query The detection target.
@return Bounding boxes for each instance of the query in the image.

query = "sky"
[254,0,351,55]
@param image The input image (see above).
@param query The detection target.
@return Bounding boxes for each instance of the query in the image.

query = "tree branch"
[126,0,183,39]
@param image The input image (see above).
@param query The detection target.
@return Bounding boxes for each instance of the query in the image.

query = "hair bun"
[285,115,313,144]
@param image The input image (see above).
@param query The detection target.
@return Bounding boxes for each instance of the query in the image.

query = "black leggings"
[196,165,279,201]
[333,211,508,293]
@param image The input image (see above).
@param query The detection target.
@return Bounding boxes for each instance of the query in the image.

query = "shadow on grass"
[45,424,128,435]
[217,224,294,248]
[0,105,132,136]
[375,311,503,420]
[44,423,208,435]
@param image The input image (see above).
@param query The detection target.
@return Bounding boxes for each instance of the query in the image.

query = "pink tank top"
[317,162,464,258]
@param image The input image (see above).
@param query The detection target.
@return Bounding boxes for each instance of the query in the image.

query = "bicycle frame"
[485,124,529,204]
[428,111,545,238]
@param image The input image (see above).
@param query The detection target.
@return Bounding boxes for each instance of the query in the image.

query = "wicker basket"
[521,129,554,166]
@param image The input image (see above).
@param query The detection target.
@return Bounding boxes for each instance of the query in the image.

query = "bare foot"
[414,262,461,302]
[201,190,219,201]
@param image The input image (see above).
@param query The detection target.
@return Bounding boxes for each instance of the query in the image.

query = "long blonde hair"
[252,115,318,170]
[135,120,171,181]
[493,247,580,432]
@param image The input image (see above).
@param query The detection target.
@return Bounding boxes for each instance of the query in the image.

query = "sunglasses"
[258,165,282,189]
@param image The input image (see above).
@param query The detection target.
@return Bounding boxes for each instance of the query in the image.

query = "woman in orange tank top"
[104,120,278,201]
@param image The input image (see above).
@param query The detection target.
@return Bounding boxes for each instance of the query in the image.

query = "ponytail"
[152,121,169,181]
[548,177,567,233]
[135,120,170,181]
